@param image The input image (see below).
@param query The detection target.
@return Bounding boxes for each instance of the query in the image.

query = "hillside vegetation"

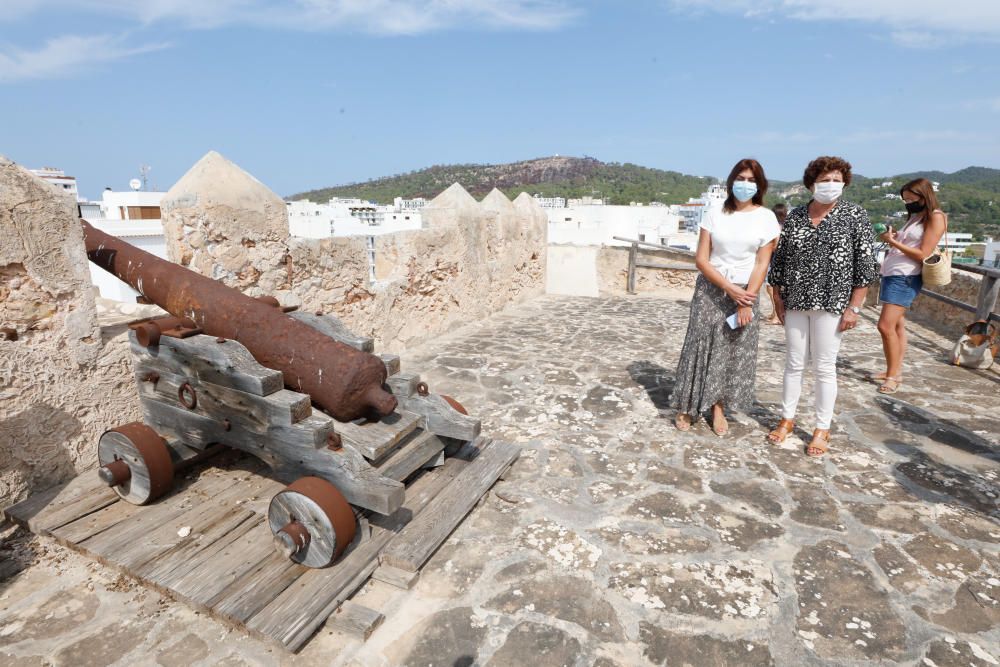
[289,157,999,241]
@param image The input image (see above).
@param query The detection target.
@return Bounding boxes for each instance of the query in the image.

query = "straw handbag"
[922,213,952,287]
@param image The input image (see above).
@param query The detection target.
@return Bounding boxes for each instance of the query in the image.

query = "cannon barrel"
[81,220,397,421]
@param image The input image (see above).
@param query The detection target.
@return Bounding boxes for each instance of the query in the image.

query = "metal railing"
[612,236,697,295]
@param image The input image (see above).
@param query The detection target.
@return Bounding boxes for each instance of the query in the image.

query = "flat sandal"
[806,429,830,457]
[767,419,795,444]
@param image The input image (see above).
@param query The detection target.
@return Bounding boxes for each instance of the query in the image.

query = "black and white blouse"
[768,199,879,314]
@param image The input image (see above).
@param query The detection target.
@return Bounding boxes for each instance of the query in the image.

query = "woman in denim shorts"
[874,178,947,393]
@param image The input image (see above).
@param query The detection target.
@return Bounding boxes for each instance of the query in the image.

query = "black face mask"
[904,201,926,214]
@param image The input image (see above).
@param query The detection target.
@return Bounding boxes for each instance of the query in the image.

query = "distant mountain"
[287,156,716,207]
[289,158,999,242]
[776,167,1000,241]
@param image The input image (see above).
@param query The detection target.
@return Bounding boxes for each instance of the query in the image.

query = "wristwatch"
[848,306,861,314]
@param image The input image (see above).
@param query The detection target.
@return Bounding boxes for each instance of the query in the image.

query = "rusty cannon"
[82,220,482,568]
[82,220,396,421]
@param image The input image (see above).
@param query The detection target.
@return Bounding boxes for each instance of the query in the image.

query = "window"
[126,206,161,220]
[639,234,646,242]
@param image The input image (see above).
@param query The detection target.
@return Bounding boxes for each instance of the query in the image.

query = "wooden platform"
[4,439,518,653]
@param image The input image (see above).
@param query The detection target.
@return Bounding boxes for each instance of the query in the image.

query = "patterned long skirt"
[669,275,761,415]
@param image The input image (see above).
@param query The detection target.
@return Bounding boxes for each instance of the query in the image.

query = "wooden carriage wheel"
[97,422,175,505]
[268,476,357,568]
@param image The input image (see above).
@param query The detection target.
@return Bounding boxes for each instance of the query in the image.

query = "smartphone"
[726,312,752,329]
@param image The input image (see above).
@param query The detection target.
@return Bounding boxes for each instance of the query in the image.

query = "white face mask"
[813,181,844,204]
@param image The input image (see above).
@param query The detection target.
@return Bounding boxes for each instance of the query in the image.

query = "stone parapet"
[907,269,997,336]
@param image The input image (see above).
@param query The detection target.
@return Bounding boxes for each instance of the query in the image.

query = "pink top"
[881,214,927,277]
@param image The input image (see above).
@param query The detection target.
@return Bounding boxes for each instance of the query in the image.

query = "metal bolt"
[326,432,343,451]
[143,371,160,384]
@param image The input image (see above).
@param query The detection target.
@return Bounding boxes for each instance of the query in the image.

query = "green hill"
[287,156,716,208]
[289,157,999,242]
[772,167,1000,241]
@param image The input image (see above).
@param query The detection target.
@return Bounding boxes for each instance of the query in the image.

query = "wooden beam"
[626,242,637,294]
[635,260,697,271]
[327,601,385,640]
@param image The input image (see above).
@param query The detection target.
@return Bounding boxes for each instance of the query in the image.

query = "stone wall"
[597,245,698,295]
[0,157,141,509]
[908,269,998,337]
[161,152,547,351]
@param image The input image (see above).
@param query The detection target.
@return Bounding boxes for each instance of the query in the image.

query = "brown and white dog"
[952,320,999,368]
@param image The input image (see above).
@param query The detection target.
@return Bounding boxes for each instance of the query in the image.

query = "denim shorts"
[879,274,923,308]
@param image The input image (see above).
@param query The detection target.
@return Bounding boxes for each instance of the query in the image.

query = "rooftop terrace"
[2,292,998,666]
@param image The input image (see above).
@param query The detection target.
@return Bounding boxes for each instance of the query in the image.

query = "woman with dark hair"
[873,178,947,393]
[670,159,780,435]
[767,156,878,457]
[765,203,788,325]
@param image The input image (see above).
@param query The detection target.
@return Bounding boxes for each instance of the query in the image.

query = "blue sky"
[2,1,1000,199]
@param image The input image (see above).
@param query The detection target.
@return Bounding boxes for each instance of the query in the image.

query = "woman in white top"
[874,178,947,393]
[670,159,781,435]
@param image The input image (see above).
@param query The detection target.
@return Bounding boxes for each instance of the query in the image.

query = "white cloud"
[667,0,1000,44]
[3,0,579,34]
[0,34,168,83]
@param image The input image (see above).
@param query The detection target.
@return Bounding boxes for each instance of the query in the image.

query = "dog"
[952,320,999,368]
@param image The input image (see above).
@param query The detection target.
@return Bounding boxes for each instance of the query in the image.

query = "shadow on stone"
[626,360,673,413]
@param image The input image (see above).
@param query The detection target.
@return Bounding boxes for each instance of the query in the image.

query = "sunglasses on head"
[968,321,992,336]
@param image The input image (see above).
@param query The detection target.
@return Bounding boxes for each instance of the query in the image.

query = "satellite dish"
[129,178,142,191]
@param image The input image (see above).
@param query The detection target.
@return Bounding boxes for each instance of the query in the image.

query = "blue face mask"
[731,181,757,202]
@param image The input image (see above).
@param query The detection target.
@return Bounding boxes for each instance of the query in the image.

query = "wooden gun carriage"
[81,220,509,571]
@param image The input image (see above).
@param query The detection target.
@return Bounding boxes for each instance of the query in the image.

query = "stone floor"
[1,293,998,666]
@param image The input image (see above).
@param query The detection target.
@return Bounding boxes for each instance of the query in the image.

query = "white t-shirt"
[699,206,781,285]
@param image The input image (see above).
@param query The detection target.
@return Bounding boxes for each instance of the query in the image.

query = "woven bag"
[922,214,952,287]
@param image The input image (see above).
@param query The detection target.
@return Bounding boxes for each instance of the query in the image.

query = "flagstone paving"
[1,293,998,666]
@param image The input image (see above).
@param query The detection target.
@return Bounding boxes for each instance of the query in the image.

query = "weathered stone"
[518,520,602,571]
[485,621,582,667]
[638,624,774,666]
[485,575,624,642]
[873,542,924,593]
[645,462,704,493]
[935,504,1000,543]
[387,607,487,667]
[833,471,917,502]
[897,458,999,515]
[598,524,712,556]
[627,491,695,524]
[913,571,1000,633]
[922,637,1000,666]
[709,480,784,518]
[793,540,906,661]
[609,560,775,620]
[155,633,210,666]
[683,443,743,472]
[696,500,784,549]
[845,502,929,534]
[902,532,982,581]
[0,589,99,646]
[787,481,843,530]
[51,619,153,667]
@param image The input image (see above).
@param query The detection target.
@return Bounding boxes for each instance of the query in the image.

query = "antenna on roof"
[139,164,151,191]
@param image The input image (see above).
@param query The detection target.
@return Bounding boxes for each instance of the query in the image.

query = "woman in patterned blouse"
[766,156,879,457]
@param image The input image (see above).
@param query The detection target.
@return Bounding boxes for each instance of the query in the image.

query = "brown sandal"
[806,429,830,457]
[767,419,795,444]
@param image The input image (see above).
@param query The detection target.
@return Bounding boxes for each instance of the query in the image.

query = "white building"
[29,167,82,201]
[940,232,974,253]
[533,195,567,208]
[286,197,423,239]
[670,183,727,232]
[983,238,999,265]
[547,200,685,248]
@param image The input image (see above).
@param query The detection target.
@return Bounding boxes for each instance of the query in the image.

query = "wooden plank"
[328,601,384,640]
[288,311,374,352]
[138,511,261,583]
[371,564,420,590]
[381,440,519,573]
[374,430,445,482]
[627,242,638,294]
[635,260,697,271]
[52,496,143,545]
[132,332,284,396]
[394,393,481,441]
[335,410,423,462]
[136,365,312,429]
[4,472,116,533]
[210,554,306,623]
[166,521,277,602]
[386,371,420,399]
[246,455,471,650]
[80,470,278,571]
[976,275,1000,320]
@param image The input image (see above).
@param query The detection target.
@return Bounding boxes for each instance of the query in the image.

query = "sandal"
[767,419,795,444]
[878,377,903,394]
[675,413,693,432]
[868,371,889,383]
[806,429,830,457]
[712,413,729,437]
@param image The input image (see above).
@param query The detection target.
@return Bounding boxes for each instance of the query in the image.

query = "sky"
[2,0,1000,199]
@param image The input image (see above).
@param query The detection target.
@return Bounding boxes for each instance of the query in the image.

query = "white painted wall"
[546,204,683,247]
[546,245,599,297]
[84,219,167,302]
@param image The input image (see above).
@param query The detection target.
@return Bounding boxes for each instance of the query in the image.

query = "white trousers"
[782,310,843,430]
